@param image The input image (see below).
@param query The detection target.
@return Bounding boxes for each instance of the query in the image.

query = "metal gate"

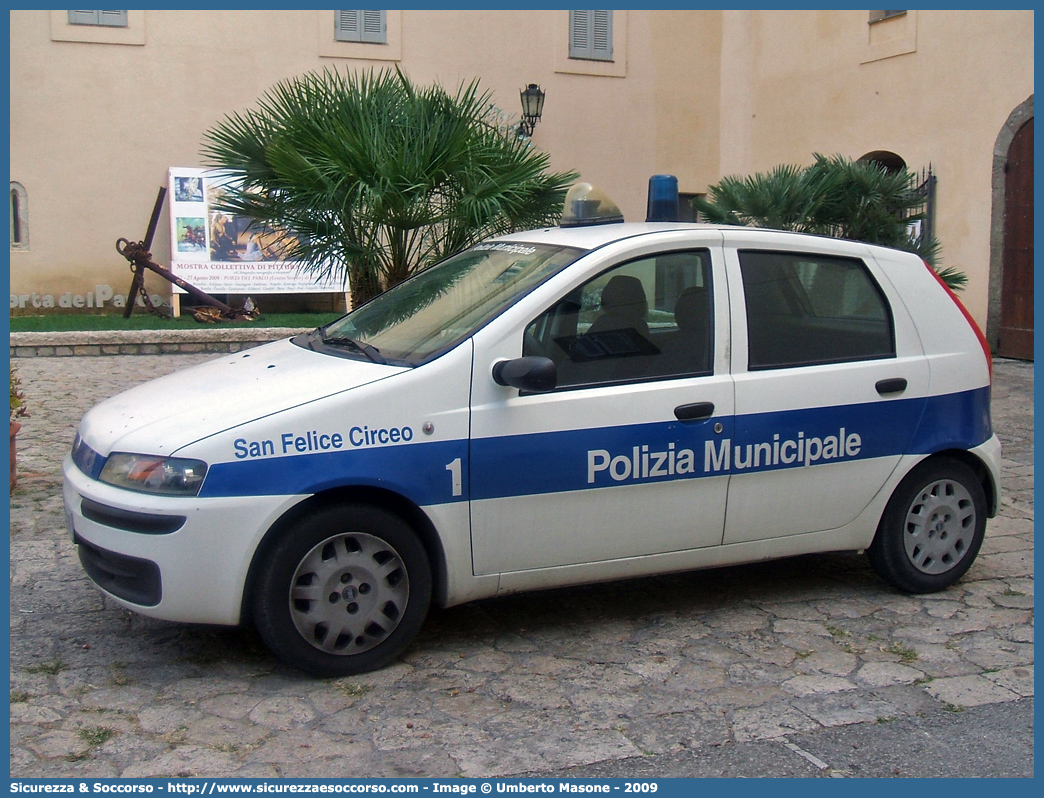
[909,166,937,252]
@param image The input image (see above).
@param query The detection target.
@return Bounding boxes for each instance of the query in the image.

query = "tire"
[252,503,432,677]
[867,457,986,594]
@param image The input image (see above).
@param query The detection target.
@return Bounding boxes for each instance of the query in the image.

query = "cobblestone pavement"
[9,355,1034,778]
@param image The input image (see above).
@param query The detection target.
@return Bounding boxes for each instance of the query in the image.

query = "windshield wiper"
[321,334,388,365]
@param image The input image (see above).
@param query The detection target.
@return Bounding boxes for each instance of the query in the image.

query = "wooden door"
[997,118,1034,360]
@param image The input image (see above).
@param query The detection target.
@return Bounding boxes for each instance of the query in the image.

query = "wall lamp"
[518,83,545,138]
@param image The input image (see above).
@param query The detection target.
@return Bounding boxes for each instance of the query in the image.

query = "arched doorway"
[988,96,1034,360]
[997,118,1034,359]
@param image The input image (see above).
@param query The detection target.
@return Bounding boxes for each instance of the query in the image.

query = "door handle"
[675,402,715,421]
[876,378,908,396]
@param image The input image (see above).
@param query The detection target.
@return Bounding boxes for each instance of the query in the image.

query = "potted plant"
[10,367,28,491]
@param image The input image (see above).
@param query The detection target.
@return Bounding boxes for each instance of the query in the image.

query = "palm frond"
[201,67,578,305]
[697,153,967,289]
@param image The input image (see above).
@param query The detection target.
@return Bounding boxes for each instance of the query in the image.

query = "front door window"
[524,250,713,389]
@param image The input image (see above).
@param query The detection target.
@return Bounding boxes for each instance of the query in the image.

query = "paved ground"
[9,354,1034,778]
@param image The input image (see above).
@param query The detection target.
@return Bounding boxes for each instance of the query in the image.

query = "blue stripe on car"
[196,387,990,503]
[199,439,469,502]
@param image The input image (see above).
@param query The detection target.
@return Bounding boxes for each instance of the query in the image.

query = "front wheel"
[252,503,432,677]
[867,457,986,594]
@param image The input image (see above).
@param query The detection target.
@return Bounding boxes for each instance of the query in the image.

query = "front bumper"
[63,455,304,625]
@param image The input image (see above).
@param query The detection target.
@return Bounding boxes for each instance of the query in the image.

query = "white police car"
[63,182,1000,677]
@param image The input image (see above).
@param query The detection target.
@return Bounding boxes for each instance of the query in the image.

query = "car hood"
[78,337,404,456]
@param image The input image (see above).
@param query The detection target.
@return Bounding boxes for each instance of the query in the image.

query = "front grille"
[75,534,162,607]
[81,497,185,534]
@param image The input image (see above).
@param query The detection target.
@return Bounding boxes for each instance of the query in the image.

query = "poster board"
[168,167,345,299]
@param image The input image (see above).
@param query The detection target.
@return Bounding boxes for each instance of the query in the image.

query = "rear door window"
[738,250,895,370]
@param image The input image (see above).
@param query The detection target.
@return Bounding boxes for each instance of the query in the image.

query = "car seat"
[587,275,650,338]
[662,286,711,374]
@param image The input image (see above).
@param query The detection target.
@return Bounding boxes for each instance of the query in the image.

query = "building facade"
[8,9,1034,353]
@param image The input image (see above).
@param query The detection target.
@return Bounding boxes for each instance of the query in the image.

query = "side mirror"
[491,356,557,393]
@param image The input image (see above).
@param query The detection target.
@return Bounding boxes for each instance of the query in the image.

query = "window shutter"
[335,10,386,43]
[869,10,907,23]
[98,10,128,27]
[335,10,361,41]
[569,10,612,61]
[68,10,128,27]
[361,10,384,43]
[569,10,590,57]
[592,10,612,60]
[68,10,100,25]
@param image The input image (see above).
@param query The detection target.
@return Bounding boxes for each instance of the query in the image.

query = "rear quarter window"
[739,249,895,370]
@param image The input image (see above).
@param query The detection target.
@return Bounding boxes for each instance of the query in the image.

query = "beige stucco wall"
[718,9,1034,325]
[10,9,704,306]
[10,9,1033,327]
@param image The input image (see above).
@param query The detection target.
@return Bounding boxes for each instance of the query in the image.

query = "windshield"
[316,242,584,366]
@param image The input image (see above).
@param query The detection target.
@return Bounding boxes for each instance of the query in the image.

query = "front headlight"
[99,453,208,496]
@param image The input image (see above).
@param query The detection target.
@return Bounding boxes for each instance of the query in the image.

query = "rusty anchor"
[117,187,260,322]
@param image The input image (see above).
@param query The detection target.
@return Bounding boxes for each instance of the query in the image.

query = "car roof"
[492,222,918,263]
[493,222,714,250]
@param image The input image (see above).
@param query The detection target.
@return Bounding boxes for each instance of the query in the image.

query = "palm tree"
[696,154,965,290]
[202,67,578,307]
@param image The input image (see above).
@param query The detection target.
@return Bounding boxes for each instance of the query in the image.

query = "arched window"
[10,182,28,250]
[858,150,907,174]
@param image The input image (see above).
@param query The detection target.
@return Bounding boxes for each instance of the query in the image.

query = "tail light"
[923,260,992,381]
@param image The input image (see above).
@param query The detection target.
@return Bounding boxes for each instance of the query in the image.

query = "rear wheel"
[253,504,431,677]
[867,458,986,594]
